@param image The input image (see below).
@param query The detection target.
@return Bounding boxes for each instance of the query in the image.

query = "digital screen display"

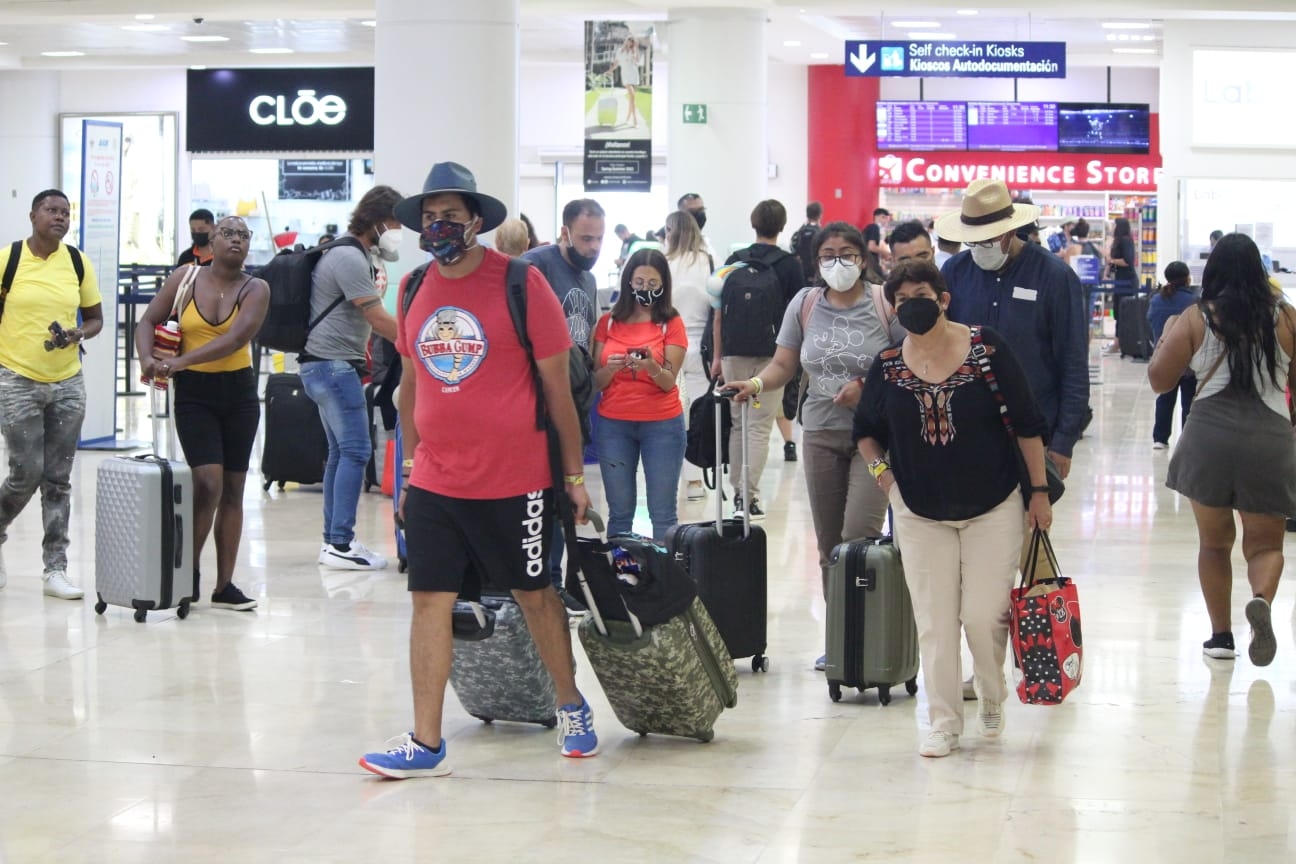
[876,101,967,151]
[1057,103,1150,154]
[966,101,1058,152]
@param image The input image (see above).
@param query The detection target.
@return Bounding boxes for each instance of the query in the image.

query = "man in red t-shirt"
[358,163,596,779]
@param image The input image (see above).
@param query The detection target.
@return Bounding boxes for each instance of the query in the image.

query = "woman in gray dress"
[1149,232,1296,667]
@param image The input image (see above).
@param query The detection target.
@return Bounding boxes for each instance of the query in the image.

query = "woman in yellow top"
[136,216,269,611]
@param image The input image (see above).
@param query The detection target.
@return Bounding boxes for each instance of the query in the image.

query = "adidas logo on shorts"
[520,490,546,580]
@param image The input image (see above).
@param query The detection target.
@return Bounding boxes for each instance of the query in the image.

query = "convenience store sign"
[876,152,1163,192]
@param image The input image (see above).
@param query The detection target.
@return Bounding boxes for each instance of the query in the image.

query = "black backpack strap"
[401,264,431,318]
[306,236,366,332]
[1,241,21,306]
[503,257,546,431]
[65,245,85,285]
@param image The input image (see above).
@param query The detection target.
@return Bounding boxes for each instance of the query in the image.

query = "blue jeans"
[299,360,369,546]
[597,414,686,540]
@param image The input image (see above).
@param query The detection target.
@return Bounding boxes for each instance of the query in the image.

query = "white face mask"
[376,226,402,262]
[970,243,1008,272]
[820,261,860,293]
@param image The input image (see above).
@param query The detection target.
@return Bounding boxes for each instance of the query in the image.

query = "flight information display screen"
[966,101,1059,152]
[1057,103,1151,154]
[876,101,967,151]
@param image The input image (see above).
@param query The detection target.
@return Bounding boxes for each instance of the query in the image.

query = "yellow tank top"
[178,283,252,374]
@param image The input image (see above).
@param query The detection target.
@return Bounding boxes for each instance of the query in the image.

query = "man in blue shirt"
[523,198,605,605]
[936,180,1089,480]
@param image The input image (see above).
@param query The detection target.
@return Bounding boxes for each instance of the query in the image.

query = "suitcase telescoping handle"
[714,385,751,538]
[566,509,616,638]
[148,381,180,461]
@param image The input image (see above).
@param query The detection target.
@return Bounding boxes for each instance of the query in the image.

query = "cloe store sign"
[877,152,1163,192]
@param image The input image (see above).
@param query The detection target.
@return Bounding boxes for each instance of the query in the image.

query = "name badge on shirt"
[1012,286,1038,302]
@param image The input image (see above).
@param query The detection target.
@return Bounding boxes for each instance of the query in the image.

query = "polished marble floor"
[1,350,1293,863]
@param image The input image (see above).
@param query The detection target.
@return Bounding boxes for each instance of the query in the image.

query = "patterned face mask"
[420,219,474,265]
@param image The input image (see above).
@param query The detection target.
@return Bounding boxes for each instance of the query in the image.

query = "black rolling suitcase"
[1117,294,1152,359]
[261,372,329,490]
[666,389,769,673]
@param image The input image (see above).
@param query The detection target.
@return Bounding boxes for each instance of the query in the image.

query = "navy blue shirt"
[1148,286,1197,343]
[942,242,1090,457]
[522,244,597,350]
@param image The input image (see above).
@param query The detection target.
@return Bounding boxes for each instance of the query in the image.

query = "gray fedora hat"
[394,162,508,233]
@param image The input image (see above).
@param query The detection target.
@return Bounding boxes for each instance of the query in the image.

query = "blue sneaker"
[814,654,827,671]
[557,699,599,758]
[359,733,451,779]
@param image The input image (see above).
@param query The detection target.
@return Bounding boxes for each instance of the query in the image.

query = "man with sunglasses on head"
[0,189,103,600]
[298,185,404,572]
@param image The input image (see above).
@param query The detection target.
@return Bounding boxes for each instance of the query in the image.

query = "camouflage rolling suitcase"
[449,595,558,728]
[568,516,738,742]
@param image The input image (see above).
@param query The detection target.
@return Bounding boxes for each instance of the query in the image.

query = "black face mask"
[691,209,707,231]
[897,297,942,335]
[192,232,210,247]
[566,246,598,272]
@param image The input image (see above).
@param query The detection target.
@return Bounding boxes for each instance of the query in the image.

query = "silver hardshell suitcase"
[94,387,195,622]
[450,595,559,728]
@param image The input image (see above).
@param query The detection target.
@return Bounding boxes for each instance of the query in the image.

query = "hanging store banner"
[583,21,653,192]
[845,40,1066,79]
[876,151,1163,192]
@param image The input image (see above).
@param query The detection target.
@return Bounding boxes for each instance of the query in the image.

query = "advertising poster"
[78,119,124,447]
[584,21,653,192]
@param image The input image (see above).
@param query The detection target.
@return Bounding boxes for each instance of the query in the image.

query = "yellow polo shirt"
[0,242,101,383]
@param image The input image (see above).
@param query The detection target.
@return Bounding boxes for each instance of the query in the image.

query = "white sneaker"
[977,698,1004,738]
[1152,441,1169,451]
[0,545,7,591]
[321,539,388,571]
[961,675,977,701]
[918,730,960,758]
[317,543,330,565]
[42,570,84,600]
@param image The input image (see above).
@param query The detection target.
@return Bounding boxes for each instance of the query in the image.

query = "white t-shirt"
[669,251,712,358]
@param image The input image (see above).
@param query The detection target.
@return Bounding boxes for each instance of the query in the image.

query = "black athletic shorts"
[173,367,260,472]
[403,484,554,597]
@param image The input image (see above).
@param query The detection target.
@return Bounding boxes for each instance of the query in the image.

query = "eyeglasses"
[964,239,1001,249]
[219,227,252,241]
[631,279,662,291]
[818,253,862,268]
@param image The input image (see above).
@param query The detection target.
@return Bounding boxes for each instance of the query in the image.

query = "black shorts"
[403,485,554,596]
[173,368,260,472]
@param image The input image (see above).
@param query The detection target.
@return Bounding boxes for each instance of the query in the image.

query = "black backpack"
[790,223,819,282]
[684,386,731,489]
[1,241,85,324]
[255,235,365,352]
[401,257,596,446]
[719,249,791,358]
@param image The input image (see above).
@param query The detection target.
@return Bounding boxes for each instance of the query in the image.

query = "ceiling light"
[182,35,229,43]
[1142,35,1158,41]
[191,65,207,70]
[135,13,155,20]
[810,52,829,59]
[250,47,294,54]
[893,21,941,28]
[783,40,801,47]
[0,42,8,46]
[956,9,978,14]
[910,32,955,40]
[42,50,85,57]
[1113,48,1157,54]
[360,20,377,27]
[122,24,169,32]
[1102,22,1152,29]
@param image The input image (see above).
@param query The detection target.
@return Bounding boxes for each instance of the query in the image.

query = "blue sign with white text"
[845,41,1066,79]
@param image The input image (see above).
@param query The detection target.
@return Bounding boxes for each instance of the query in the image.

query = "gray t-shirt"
[522,244,597,349]
[304,242,377,362]
[776,286,907,431]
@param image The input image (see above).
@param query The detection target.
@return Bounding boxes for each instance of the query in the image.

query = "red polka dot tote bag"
[1010,528,1083,705]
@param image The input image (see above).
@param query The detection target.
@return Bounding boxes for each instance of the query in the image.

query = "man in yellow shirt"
[0,189,103,599]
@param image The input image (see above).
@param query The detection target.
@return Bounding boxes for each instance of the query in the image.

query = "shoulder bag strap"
[798,286,823,334]
[870,282,893,331]
[171,263,201,320]
[1193,350,1227,399]
[503,257,546,432]
[969,325,1016,438]
[65,245,85,285]
[1,241,22,308]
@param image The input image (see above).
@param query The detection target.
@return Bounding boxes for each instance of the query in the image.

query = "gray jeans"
[802,427,888,596]
[0,368,87,571]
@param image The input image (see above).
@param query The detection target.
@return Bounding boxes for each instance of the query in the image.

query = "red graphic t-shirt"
[395,249,571,499]
[594,313,688,422]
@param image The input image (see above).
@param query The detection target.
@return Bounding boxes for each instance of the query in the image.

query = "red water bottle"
[143,319,182,391]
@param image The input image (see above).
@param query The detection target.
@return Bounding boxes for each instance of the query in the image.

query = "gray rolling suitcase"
[571,514,738,742]
[449,595,559,728]
[824,535,919,705]
[94,387,195,622]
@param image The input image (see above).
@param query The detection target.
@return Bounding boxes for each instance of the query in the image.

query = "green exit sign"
[683,103,708,124]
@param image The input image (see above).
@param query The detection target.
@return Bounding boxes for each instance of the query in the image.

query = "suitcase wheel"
[177,600,190,620]
[263,480,272,491]
[905,678,918,696]
[878,686,892,706]
[541,717,558,729]
[751,654,770,674]
[695,729,715,743]
[635,730,648,737]
[94,600,107,615]
[398,557,408,574]
[133,608,147,623]
[469,714,494,725]
[828,683,842,703]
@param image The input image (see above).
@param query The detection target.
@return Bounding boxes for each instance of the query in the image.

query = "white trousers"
[890,485,1023,735]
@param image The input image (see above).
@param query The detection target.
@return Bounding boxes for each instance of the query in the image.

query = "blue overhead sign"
[845,40,1066,79]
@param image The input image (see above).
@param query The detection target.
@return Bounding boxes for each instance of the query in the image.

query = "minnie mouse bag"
[1010,528,1083,705]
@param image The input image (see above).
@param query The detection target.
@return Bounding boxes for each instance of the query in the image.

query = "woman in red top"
[593,248,688,538]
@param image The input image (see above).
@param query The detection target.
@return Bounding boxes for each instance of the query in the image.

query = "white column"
[0,72,60,242]
[375,0,519,278]
[667,7,768,258]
